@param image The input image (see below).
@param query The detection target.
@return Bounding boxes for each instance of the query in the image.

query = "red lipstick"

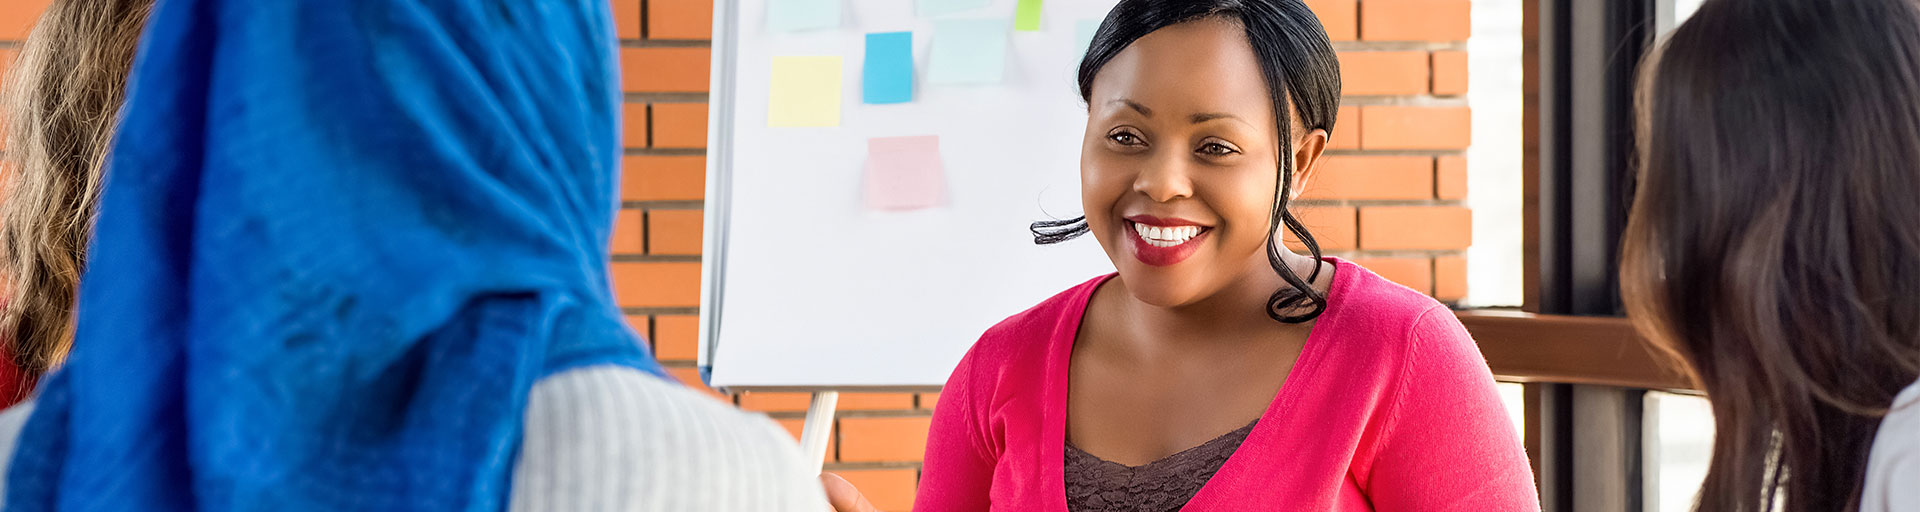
[1123,215,1211,266]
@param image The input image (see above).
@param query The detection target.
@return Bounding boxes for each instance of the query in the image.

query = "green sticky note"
[768,56,842,127]
[1015,0,1043,31]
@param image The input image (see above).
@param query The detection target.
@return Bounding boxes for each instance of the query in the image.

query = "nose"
[1132,150,1193,203]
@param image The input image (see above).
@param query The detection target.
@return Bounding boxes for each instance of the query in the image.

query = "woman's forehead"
[1086,19,1290,130]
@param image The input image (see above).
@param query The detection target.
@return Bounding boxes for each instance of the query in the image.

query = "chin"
[1114,263,1214,309]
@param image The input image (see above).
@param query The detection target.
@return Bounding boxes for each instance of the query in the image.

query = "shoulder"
[1322,260,1470,360]
[511,366,825,512]
[0,400,34,503]
[1863,379,1920,511]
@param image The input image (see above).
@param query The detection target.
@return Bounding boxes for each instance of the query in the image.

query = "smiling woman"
[869,0,1541,511]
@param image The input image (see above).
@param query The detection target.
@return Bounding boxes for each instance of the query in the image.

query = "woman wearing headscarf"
[0,0,824,510]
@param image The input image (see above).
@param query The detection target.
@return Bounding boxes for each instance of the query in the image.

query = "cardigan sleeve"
[912,347,997,511]
[1361,307,1540,512]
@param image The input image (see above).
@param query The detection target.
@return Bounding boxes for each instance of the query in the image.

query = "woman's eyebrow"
[1190,112,1240,124]
[1110,99,1154,117]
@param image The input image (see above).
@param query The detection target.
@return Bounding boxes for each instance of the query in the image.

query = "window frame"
[1456,1,1695,510]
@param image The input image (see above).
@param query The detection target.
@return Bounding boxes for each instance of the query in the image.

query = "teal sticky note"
[769,0,840,32]
[1075,19,1101,58]
[929,19,1010,85]
[864,32,914,104]
[1015,0,1043,31]
[918,0,989,18]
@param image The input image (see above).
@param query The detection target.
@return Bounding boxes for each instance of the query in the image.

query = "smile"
[1124,216,1212,266]
[1132,222,1204,247]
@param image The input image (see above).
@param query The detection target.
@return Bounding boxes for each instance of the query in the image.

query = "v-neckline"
[1065,419,1259,471]
[1044,258,1350,511]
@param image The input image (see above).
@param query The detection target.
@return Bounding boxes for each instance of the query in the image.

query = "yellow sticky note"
[769,56,842,128]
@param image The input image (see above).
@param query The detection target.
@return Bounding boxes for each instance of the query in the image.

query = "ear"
[1288,128,1331,199]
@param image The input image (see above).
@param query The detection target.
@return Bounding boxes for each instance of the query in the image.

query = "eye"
[1198,141,1240,156]
[1107,129,1146,146]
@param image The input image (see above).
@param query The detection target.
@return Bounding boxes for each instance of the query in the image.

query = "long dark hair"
[1032,0,1341,323]
[1620,0,1920,510]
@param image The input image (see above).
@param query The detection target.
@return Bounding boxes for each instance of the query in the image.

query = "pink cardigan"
[914,259,1540,511]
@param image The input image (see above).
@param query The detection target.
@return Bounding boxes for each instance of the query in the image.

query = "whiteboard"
[700,0,1125,389]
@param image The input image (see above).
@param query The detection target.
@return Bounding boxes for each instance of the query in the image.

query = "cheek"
[1203,169,1281,250]
[1079,148,1132,214]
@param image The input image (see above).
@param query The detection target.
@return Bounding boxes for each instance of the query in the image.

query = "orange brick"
[621,47,710,93]
[1436,155,1468,199]
[649,0,714,40]
[838,416,932,463]
[653,315,700,361]
[1330,106,1361,149]
[611,209,646,254]
[918,392,942,410]
[1301,156,1433,200]
[1284,206,1358,251]
[1361,0,1470,41]
[1303,0,1357,41]
[839,393,915,411]
[1360,106,1471,150]
[666,366,729,402]
[0,0,49,40]
[739,391,813,412]
[625,314,651,347]
[611,0,642,39]
[1352,258,1433,295]
[646,209,703,255]
[1338,51,1429,96]
[623,155,705,201]
[0,48,17,85]
[1431,50,1469,95]
[777,418,837,463]
[1359,206,1472,250]
[651,102,708,148]
[611,262,702,308]
[622,102,649,148]
[834,468,919,512]
[1434,255,1467,301]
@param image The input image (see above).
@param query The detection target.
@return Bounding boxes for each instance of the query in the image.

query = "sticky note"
[929,19,1010,85]
[863,32,914,104]
[769,0,840,32]
[918,0,989,18]
[1075,19,1101,58]
[865,136,946,211]
[768,56,842,127]
[1015,0,1044,31]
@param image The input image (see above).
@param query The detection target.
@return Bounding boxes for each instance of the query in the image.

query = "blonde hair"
[0,0,153,377]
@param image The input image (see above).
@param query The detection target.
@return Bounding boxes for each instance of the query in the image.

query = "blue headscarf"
[5,0,664,509]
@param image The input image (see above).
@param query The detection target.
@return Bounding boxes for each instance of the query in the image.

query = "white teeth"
[1132,222,1203,248]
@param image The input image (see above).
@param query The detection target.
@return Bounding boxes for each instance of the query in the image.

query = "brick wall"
[0,1,1470,510]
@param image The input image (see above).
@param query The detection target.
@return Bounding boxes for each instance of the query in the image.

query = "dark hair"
[1032,0,1341,323]
[1620,0,1920,510]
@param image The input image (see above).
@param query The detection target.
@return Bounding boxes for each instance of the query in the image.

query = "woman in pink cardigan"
[827,0,1537,510]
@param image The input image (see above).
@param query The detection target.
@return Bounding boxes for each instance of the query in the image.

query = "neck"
[1114,250,1327,346]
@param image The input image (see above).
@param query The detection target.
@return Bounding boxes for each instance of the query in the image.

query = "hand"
[821,472,879,512]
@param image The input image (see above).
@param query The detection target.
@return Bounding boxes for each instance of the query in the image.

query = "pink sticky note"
[864,135,946,211]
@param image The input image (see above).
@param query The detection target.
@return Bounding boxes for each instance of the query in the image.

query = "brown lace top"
[1063,421,1257,512]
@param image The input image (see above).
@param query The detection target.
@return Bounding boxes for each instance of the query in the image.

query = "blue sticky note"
[929,19,1010,85]
[769,0,840,32]
[918,0,989,18]
[864,32,914,104]
[1075,19,1101,59]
